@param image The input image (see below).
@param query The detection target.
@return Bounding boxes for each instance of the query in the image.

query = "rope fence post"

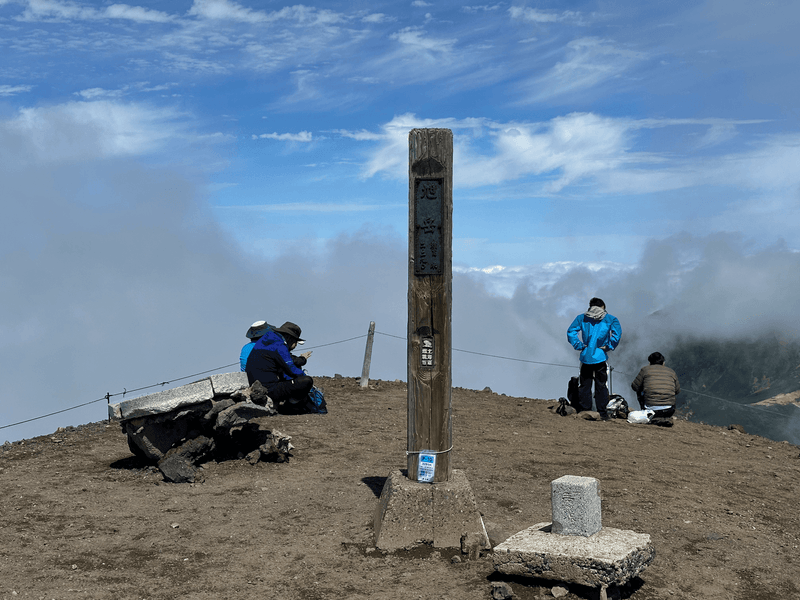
[360,321,376,388]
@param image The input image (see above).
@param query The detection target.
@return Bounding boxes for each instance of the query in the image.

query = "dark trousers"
[648,406,675,419]
[579,362,609,416]
[267,376,314,411]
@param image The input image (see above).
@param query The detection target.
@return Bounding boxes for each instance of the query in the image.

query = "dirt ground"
[2,376,800,600]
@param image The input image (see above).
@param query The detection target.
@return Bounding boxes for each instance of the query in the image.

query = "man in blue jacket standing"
[567,297,622,420]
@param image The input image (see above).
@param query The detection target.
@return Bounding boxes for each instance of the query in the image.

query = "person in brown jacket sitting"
[630,351,681,419]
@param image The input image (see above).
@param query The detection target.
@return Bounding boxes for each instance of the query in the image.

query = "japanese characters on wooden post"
[407,128,453,483]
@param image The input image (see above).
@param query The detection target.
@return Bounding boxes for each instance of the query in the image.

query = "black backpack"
[556,376,581,416]
[567,376,580,409]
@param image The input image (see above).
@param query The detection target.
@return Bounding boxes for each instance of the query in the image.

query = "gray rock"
[209,372,249,396]
[216,403,276,430]
[248,381,274,408]
[157,436,214,483]
[461,531,484,559]
[579,411,602,421]
[202,398,235,427]
[158,454,200,484]
[551,586,568,598]
[259,429,293,463]
[230,389,249,403]
[124,403,211,461]
[485,521,512,548]
[491,582,513,600]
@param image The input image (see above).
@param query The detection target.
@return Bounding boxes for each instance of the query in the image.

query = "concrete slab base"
[374,469,489,552]
[493,522,655,588]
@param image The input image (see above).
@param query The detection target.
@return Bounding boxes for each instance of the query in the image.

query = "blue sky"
[2,0,800,441]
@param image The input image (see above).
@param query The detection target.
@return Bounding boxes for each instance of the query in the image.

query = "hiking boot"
[599,414,612,422]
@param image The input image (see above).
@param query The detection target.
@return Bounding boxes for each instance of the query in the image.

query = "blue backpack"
[306,386,327,414]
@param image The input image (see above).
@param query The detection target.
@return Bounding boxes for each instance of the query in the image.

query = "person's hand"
[300,351,313,359]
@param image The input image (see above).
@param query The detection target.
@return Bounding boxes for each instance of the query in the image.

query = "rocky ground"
[1,376,799,600]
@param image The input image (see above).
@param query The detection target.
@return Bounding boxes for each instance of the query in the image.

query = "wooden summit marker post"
[373,129,487,552]
[407,128,453,483]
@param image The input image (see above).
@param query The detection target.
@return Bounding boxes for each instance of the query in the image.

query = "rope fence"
[2,326,796,433]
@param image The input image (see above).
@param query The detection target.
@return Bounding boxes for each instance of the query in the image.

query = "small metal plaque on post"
[421,337,434,369]
[414,179,443,275]
[417,452,436,483]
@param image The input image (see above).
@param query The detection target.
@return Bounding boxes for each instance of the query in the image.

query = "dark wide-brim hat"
[274,321,304,343]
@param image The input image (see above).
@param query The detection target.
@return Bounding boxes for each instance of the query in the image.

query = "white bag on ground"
[627,409,655,424]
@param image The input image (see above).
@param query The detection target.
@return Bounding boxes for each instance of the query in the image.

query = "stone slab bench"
[108,372,249,421]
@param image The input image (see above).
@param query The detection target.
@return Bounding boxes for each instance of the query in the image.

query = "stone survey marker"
[109,372,292,483]
[493,476,654,592]
[551,474,602,536]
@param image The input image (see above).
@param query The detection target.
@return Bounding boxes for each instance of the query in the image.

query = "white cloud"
[75,87,125,100]
[105,3,173,23]
[508,6,583,24]
[362,13,393,23]
[347,112,797,212]
[188,0,265,22]
[187,0,345,26]
[340,113,463,178]
[18,0,174,22]
[19,0,95,21]
[390,26,456,54]
[349,112,630,186]
[463,4,502,14]
[253,131,313,142]
[336,129,385,141]
[521,37,646,101]
[161,52,230,74]
[0,100,186,163]
[0,85,33,97]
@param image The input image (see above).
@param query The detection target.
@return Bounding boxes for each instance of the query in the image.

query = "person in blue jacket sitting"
[240,320,272,371]
[566,297,622,420]
[245,321,313,413]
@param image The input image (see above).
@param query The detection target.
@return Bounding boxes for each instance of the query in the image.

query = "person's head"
[589,297,606,309]
[648,351,665,365]
[246,320,270,340]
[274,322,304,349]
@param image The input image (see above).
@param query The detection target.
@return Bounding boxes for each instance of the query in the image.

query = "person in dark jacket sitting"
[245,321,313,413]
[630,351,680,418]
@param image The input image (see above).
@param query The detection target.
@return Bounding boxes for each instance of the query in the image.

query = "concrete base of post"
[492,522,655,588]
[374,469,490,552]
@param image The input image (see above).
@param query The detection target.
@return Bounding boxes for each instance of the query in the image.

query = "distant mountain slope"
[666,335,800,443]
